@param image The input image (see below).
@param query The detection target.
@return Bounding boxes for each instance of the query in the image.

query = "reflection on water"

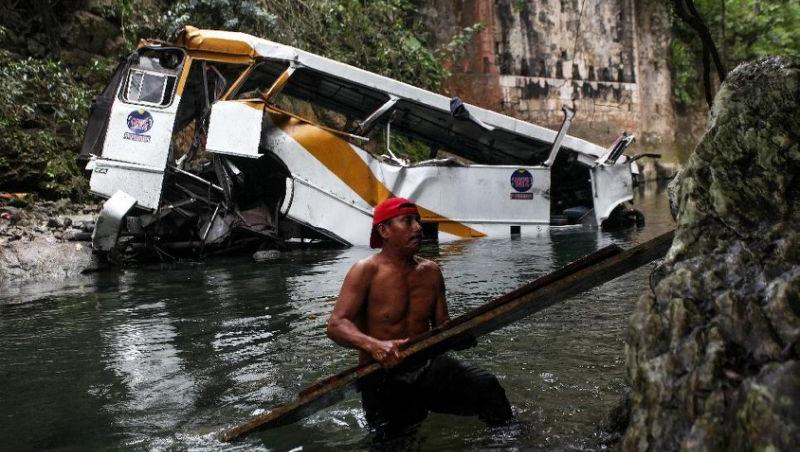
[0,182,674,451]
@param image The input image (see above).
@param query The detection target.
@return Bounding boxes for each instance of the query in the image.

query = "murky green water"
[0,183,674,451]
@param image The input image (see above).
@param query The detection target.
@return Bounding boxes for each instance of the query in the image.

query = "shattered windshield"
[121,48,184,108]
[127,70,171,105]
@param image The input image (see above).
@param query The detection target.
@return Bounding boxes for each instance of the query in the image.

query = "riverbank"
[0,196,102,285]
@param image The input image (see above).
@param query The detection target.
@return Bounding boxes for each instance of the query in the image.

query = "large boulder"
[0,201,102,286]
[0,235,97,284]
[623,57,800,450]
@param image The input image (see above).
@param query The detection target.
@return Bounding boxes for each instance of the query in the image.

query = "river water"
[0,182,674,451]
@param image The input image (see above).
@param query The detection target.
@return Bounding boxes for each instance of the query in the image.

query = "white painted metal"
[206,101,264,159]
[262,120,373,245]
[595,134,635,166]
[374,163,551,225]
[357,96,399,133]
[101,95,181,168]
[288,179,370,245]
[280,177,294,215]
[543,106,575,167]
[89,77,182,208]
[89,158,165,210]
[591,162,634,224]
[190,29,608,159]
[240,38,606,159]
[92,190,137,252]
[262,114,551,245]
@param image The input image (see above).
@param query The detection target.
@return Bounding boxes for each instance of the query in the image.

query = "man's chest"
[366,271,436,322]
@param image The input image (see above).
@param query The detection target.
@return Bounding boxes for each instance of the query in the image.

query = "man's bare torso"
[327,208,448,368]
[355,254,443,363]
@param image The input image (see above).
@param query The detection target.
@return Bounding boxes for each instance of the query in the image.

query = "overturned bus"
[79,26,643,259]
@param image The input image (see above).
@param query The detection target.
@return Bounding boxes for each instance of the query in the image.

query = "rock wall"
[423,0,675,148]
[632,0,675,147]
[1,1,128,64]
[623,57,800,450]
[420,0,503,110]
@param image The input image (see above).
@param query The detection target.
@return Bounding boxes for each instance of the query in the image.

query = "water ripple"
[0,183,675,450]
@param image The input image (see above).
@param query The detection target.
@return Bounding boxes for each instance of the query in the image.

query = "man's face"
[379,214,423,252]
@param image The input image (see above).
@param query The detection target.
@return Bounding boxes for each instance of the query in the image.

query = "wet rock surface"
[0,198,103,286]
[622,57,800,450]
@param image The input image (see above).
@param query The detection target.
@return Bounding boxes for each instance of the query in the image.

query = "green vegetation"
[158,0,478,162]
[670,0,800,111]
[162,0,453,90]
[4,0,797,200]
[0,0,479,198]
[0,51,105,199]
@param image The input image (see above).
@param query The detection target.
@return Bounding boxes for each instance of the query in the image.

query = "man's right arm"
[326,259,407,367]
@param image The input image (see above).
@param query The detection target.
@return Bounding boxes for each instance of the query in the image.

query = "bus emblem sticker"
[510,169,533,199]
[124,110,153,143]
[510,169,532,192]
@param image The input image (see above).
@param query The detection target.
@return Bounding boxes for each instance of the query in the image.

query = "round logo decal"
[127,110,154,134]
[510,169,533,192]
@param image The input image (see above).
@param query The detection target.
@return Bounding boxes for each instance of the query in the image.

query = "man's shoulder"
[342,255,380,288]
[352,254,381,272]
[414,256,442,275]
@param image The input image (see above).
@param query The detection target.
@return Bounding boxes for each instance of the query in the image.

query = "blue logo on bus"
[510,169,533,192]
[127,110,154,134]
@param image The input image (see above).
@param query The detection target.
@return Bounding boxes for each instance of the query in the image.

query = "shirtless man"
[327,197,512,437]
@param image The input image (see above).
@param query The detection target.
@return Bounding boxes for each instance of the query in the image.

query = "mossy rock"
[623,57,800,451]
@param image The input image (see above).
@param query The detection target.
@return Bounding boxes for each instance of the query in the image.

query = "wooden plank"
[220,230,674,442]
[297,242,622,397]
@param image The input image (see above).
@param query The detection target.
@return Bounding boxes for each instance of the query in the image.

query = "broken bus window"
[120,48,185,108]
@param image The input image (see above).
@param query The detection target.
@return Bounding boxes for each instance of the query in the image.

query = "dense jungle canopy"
[0,0,798,199]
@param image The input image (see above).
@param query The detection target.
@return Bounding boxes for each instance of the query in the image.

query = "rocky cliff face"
[623,57,800,450]
[422,0,675,148]
[420,0,503,110]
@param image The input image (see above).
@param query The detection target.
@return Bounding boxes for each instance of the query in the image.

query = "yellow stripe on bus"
[270,112,485,239]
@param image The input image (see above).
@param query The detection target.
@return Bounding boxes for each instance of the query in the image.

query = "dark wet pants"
[359,354,513,438]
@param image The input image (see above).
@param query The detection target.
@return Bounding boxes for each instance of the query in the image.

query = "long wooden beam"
[296,241,623,397]
[220,230,674,442]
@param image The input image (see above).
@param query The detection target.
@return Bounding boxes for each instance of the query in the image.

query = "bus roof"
[174,26,608,164]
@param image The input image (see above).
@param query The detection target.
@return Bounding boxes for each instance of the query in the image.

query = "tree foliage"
[155,0,452,90]
[670,0,800,111]
[1,0,474,198]
[0,51,108,198]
